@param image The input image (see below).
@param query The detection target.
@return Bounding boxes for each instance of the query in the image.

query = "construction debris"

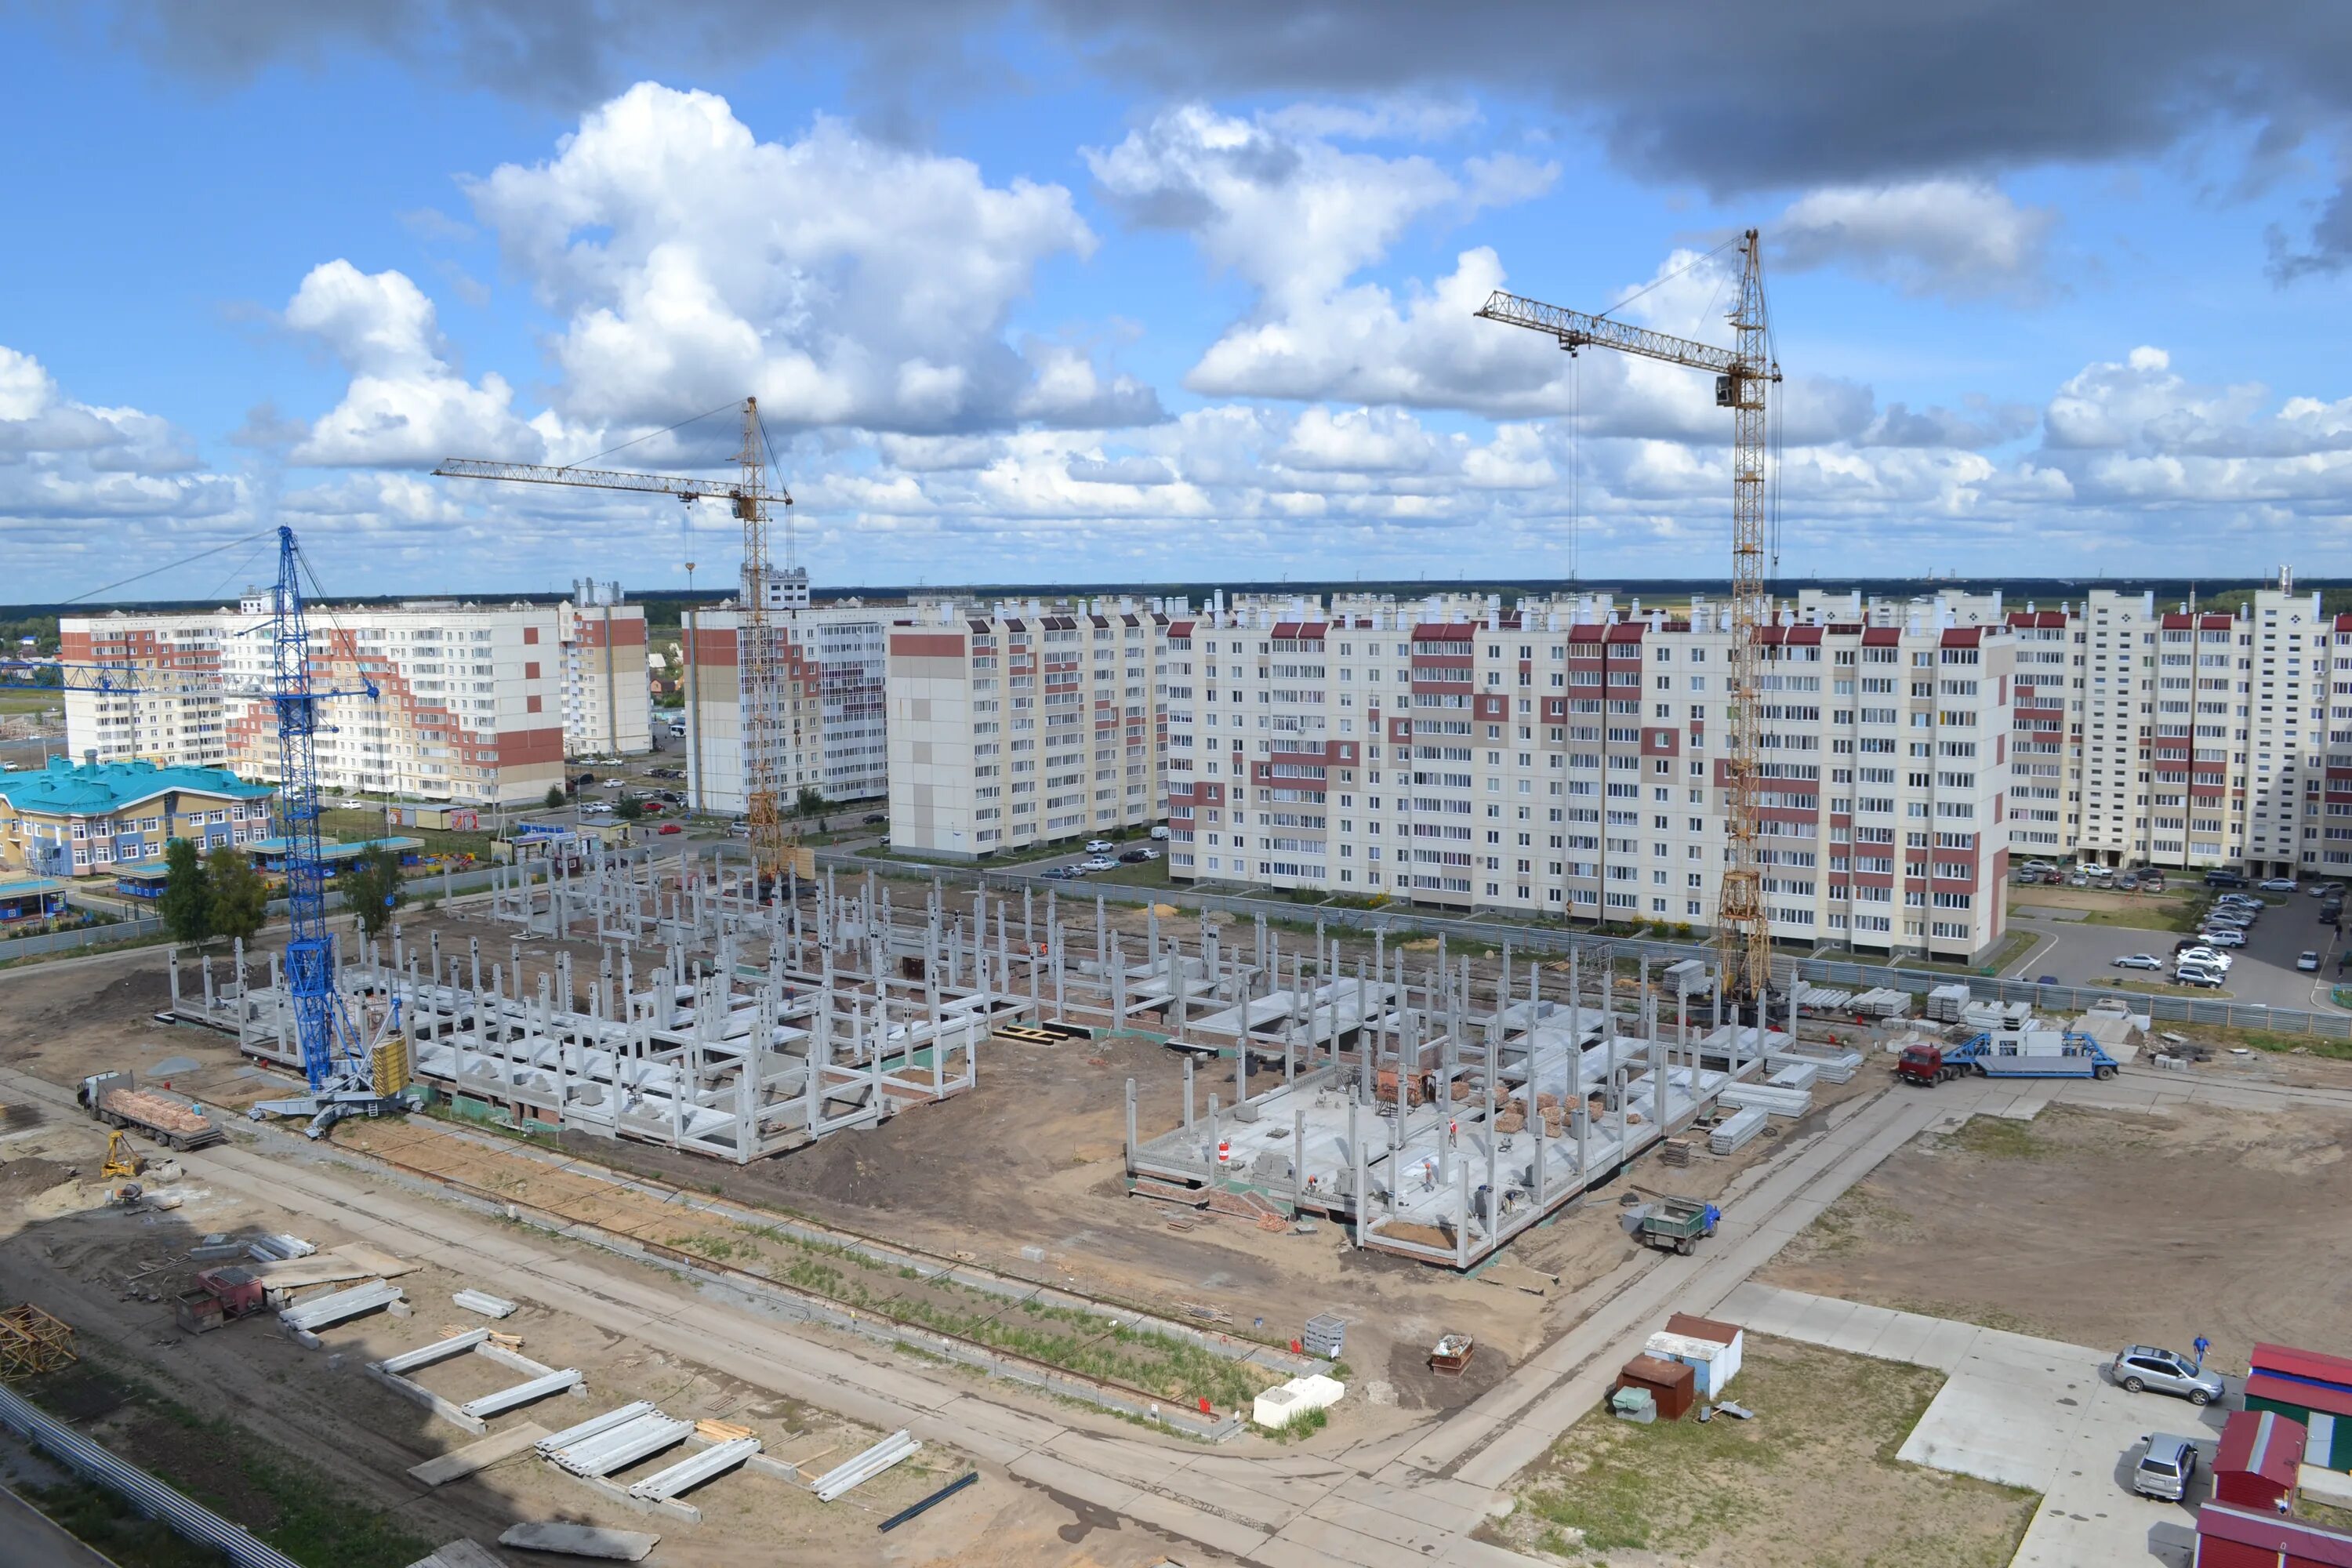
[0,1304,75,1381]
[627,1436,760,1501]
[451,1289,517,1319]
[279,1279,403,1338]
[496,1523,659,1560]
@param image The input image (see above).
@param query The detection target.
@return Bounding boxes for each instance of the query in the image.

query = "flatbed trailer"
[78,1070,223,1150]
[1901,1032,2118,1083]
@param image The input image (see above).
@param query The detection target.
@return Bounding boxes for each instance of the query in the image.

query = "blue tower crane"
[241,526,401,1134]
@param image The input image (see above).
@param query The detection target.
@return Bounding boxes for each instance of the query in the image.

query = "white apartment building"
[62,590,652,804]
[1160,593,2017,964]
[886,600,1170,859]
[559,579,652,757]
[678,575,891,814]
[2049,570,2345,878]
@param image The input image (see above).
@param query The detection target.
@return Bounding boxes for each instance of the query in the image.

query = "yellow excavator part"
[100,1128,142,1180]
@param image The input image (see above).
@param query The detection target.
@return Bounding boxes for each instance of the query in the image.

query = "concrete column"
[1125,1076,1139,1171]
[1348,1094,1367,1249]
[1183,1052,1196,1130]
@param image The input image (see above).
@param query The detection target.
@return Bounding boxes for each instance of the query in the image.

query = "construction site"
[9,216,2352,1568]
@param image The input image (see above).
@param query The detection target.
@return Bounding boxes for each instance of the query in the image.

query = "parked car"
[1118,848,1160,863]
[2173,963,2225,989]
[2035,974,2060,985]
[2323,903,2345,926]
[2141,874,2167,893]
[2312,882,2347,900]
[602,776,627,786]
[2176,947,2233,971]
[2066,871,2091,887]
[2112,1345,2226,1406]
[2114,872,2141,891]
[863,812,887,826]
[2015,867,2045,884]
[1079,856,1117,873]
[1084,839,1116,854]
[2111,953,2163,971]
[2195,928,2246,948]
[658,822,683,835]
[2132,1432,2201,1502]
[2262,877,2300,892]
[1149,825,1171,840]
[2300,950,2323,971]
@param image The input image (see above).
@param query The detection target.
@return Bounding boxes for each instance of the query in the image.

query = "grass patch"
[22,1366,436,1568]
[2059,903,2200,932]
[1940,1116,2050,1160]
[318,807,499,865]
[17,1475,229,1567]
[1504,1337,2034,1565]
[1262,1405,1328,1443]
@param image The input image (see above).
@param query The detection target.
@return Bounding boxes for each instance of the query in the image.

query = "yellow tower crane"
[437,397,809,890]
[1475,230,1781,1015]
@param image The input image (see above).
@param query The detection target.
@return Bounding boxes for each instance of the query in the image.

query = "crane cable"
[52,528,277,606]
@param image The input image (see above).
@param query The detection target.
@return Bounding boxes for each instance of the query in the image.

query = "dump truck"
[1632,1196,1722,1255]
[173,1266,267,1334]
[1898,1032,2119,1084]
[78,1070,223,1151]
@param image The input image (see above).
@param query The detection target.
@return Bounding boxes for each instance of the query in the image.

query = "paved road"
[0,1486,116,1568]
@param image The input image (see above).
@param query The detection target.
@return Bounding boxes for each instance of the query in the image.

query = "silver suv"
[2113,1345,2224,1406]
[2132,1432,2201,1501]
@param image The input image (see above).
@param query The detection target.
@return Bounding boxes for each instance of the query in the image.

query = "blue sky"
[3,2,2350,603]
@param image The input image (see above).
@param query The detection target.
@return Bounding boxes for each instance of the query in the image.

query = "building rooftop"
[0,756,273,816]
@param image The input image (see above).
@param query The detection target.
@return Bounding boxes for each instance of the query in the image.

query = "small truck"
[1898,1032,2120,1084]
[173,1266,267,1334]
[1632,1196,1722,1255]
[78,1069,223,1151]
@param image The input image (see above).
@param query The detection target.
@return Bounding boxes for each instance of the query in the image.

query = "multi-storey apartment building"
[62,588,650,804]
[559,579,651,757]
[2045,570,2343,878]
[1160,593,2016,964]
[886,600,1171,859]
[677,569,891,813]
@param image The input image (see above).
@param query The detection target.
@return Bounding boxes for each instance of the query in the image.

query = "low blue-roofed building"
[0,754,276,880]
[0,874,69,924]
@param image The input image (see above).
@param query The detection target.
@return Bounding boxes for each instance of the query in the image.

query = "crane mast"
[436,397,800,889]
[1475,230,1781,1014]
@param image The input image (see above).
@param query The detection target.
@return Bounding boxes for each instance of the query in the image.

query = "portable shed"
[2248,1345,2352,1472]
[2193,1501,2352,1568]
[1664,1312,1745,1388]
[2216,1410,2308,1513]
[1615,1355,1695,1422]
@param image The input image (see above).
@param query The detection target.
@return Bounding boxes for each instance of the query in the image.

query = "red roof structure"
[2195,1502,2352,1567]
[2216,1410,2307,1512]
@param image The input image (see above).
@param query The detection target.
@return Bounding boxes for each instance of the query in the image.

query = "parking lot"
[2003,884,2350,1011]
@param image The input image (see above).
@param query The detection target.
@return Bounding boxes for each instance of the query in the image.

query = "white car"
[2195,927,2246,948]
[1079,856,1117,873]
[2176,947,2234,972]
[1149,825,1171,840]
[2299,951,2323,972]
[2261,877,2299,892]
[2111,953,2163,971]
[1084,839,1116,854]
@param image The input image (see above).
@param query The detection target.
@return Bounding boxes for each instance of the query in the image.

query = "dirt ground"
[0,1085,1199,1567]
[1491,1334,2037,1567]
[0,900,1869,1563]
[1760,1099,2352,1371]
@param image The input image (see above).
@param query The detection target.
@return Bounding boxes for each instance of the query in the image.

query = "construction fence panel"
[0,918,165,961]
[0,1383,303,1568]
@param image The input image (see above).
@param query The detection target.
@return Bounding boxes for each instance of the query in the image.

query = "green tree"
[158,837,212,948]
[343,845,406,938]
[614,794,646,822]
[543,784,567,811]
[205,848,268,945]
[795,785,826,818]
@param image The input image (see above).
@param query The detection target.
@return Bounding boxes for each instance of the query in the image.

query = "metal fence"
[829,850,2352,1040]
[0,1381,303,1568]
[0,916,162,962]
